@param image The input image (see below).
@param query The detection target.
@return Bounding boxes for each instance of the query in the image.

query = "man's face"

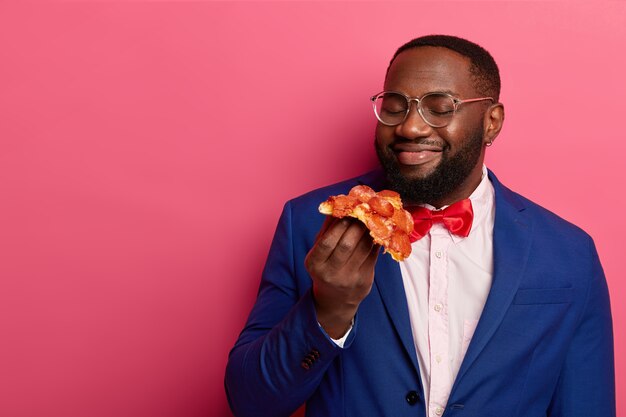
[375,46,491,206]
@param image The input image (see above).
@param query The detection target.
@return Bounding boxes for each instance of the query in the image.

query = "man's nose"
[395,102,433,139]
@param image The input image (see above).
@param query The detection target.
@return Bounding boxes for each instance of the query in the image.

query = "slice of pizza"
[318,185,413,261]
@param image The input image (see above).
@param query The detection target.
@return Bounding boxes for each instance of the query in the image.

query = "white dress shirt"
[400,165,495,417]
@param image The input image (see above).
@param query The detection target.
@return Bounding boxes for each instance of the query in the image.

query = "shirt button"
[435,354,442,363]
[435,406,444,415]
[434,304,442,312]
[435,251,443,258]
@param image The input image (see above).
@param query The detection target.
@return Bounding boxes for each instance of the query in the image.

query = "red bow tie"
[409,199,474,242]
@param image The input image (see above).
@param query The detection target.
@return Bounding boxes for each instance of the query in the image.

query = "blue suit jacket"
[225,170,615,417]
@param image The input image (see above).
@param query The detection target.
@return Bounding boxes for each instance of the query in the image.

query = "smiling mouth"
[395,149,442,166]
[393,141,445,153]
[392,142,444,166]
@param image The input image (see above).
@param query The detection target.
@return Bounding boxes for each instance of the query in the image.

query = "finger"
[359,243,381,275]
[346,228,376,267]
[326,220,368,267]
[308,218,352,264]
[314,216,335,243]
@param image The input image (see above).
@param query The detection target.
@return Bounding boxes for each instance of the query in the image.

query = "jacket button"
[406,390,420,405]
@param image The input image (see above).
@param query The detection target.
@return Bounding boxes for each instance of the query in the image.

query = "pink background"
[0,2,624,416]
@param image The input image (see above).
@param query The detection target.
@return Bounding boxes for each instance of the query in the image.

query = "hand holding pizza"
[304,185,413,339]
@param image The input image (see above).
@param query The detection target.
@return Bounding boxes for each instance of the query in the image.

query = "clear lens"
[420,93,456,127]
[373,92,456,127]
[373,93,408,126]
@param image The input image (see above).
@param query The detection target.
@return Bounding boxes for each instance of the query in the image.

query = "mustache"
[374,133,447,149]
[392,136,448,149]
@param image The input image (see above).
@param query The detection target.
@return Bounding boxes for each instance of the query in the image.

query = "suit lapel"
[374,255,421,376]
[358,171,422,379]
[449,171,533,399]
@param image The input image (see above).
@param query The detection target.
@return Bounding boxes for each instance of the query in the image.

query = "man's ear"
[483,103,505,146]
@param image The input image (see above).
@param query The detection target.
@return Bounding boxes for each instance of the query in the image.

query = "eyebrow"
[385,89,461,97]
[429,89,458,96]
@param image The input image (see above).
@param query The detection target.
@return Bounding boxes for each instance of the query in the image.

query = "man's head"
[374,35,504,207]
[387,35,501,101]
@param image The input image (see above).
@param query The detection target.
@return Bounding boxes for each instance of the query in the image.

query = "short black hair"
[387,34,501,101]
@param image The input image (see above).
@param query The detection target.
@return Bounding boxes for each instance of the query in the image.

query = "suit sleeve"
[547,237,615,417]
[224,201,354,417]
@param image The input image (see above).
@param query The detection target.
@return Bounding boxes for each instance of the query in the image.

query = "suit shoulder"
[497,181,593,247]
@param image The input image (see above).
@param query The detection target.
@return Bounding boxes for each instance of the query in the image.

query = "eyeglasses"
[370,91,494,128]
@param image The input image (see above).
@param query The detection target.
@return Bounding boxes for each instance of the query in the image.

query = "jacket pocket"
[512,288,574,305]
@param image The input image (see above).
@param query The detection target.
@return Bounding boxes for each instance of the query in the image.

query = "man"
[225,35,615,417]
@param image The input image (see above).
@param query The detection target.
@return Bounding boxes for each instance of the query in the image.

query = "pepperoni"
[365,213,393,241]
[377,189,402,208]
[392,207,414,234]
[388,232,411,261]
[330,195,359,217]
[368,196,395,217]
[348,185,377,203]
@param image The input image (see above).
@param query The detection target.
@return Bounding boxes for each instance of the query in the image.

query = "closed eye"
[427,109,453,116]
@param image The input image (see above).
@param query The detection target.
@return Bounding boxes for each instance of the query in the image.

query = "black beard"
[375,127,484,206]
